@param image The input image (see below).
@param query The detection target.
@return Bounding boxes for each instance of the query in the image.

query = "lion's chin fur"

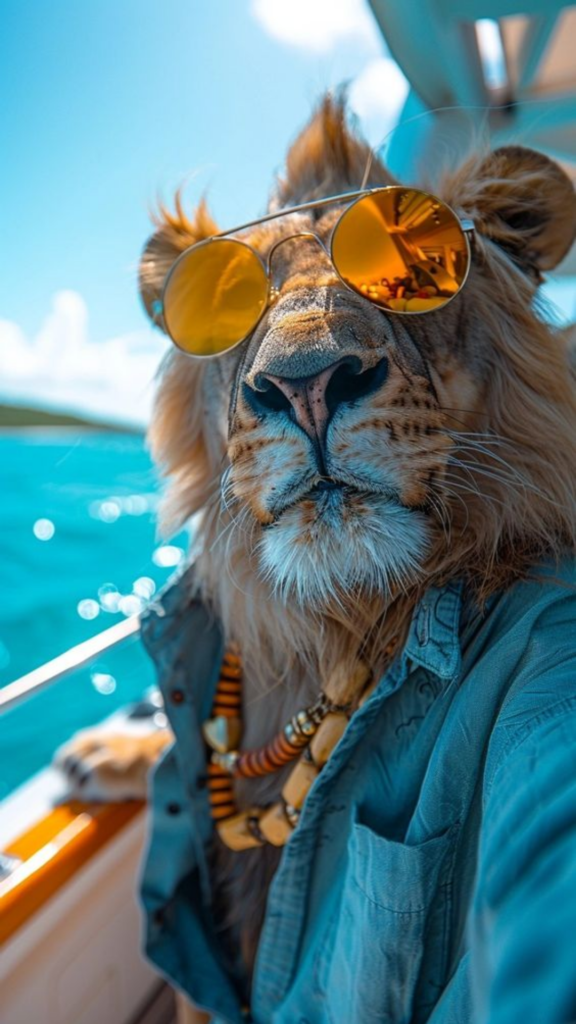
[192,492,432,708]
[256,492,429,610]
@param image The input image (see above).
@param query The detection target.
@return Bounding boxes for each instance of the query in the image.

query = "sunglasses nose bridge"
[265,232,331,276]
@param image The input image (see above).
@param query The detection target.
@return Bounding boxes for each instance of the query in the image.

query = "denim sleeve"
[470,687,576,1023]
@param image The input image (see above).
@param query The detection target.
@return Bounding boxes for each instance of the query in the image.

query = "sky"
[0,0,409,425]
[0,1,574,426]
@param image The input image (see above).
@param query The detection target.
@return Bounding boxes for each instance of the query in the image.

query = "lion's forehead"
[237,204,343,258]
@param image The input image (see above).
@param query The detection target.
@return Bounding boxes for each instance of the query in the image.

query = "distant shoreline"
[0,403,142,433]
[0,426,145,437]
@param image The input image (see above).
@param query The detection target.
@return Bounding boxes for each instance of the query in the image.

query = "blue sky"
[0,0,408,422]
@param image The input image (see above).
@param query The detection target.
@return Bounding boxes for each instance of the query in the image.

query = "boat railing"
[0,615,142,714]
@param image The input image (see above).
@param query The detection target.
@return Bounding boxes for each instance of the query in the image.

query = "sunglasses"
[159,187,474,359]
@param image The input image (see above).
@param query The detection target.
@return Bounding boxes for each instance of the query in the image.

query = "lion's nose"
[246,355,389,448]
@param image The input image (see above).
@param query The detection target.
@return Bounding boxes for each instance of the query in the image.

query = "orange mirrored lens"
[332,188,469,314]
[163,239,268,356]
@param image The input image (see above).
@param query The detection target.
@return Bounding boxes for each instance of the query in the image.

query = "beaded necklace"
[203,646,367,851]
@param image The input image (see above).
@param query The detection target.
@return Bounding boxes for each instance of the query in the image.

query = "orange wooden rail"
[0,800,145,946]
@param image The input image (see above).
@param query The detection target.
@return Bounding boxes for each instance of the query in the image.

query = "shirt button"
[170,688,185,704]
[166,802,181,816]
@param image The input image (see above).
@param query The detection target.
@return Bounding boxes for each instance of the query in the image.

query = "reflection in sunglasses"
[333,190,468,313]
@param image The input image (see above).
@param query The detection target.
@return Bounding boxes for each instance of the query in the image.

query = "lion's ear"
[139,195,218,328]
[276,94,394,207]
[450,145,576,275]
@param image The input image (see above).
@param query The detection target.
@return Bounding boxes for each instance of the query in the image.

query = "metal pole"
[0,615,142,714]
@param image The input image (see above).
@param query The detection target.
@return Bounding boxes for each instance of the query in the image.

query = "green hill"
[0,403,141,432]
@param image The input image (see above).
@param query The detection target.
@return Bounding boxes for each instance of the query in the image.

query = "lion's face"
[141,98,576,620]
[205,207,465,604]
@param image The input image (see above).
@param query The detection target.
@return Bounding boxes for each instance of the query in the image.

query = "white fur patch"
[257,491,428,606]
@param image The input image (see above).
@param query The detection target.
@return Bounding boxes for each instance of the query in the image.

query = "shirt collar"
[144,566,464,688]
[404,579,463,682]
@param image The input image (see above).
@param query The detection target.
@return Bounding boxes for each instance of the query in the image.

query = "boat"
[0,621,176,1024]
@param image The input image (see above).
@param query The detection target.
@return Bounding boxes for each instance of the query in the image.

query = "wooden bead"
[310,712,348,766]
[203,715,242,754]
[217,810,263,851]
[258,802,294,847]
[282,756,318,810]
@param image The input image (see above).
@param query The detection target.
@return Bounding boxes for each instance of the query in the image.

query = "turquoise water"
[0,431,188,798]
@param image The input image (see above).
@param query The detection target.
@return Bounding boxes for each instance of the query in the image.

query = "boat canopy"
[369,0,576,273]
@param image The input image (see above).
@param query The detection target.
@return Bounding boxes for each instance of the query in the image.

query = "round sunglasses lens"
[332,188,469,313]
[163,239,268,356]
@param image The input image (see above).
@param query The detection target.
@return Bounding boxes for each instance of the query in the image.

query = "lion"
[57,97,576,1021]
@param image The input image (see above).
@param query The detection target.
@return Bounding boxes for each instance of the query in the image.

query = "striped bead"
[207,776,233,791]
[214,692,241,707]
[204,655,240,823]
[212,663,242,720]
[220,664,242,680]
[233,729,306,779]
[210,803,238,821]
[207,763,237,820]
[213,700,241,719]
[220,650,242,678]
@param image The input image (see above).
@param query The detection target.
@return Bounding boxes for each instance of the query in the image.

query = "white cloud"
[349,57,410,147]
[0,291,168,427]
[251,0,380,55]
[251,2,409,150]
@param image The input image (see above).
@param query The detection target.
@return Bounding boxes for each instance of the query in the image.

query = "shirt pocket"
[315,820,460,1024]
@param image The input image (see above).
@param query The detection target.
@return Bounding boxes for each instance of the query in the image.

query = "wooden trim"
[0,800,144,946]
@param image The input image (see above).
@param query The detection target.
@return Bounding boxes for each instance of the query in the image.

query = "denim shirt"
[139,559,576,1024]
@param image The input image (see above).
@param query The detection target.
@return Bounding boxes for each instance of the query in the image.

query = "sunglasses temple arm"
[216,200,475,243]
[213,190,375,241]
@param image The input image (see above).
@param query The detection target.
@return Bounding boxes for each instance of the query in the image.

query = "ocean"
[0,430,189,798]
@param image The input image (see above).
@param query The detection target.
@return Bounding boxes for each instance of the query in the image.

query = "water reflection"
[93,499,121,523]
[118,594,144,617]
[77,598,100,620]
[33,518,55,541]
[89,492,158,522]
[98,583,121,613]
[133,576,156,599]
[90,671,117,695]
[122,495,149,516]
[152,545,184,568]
